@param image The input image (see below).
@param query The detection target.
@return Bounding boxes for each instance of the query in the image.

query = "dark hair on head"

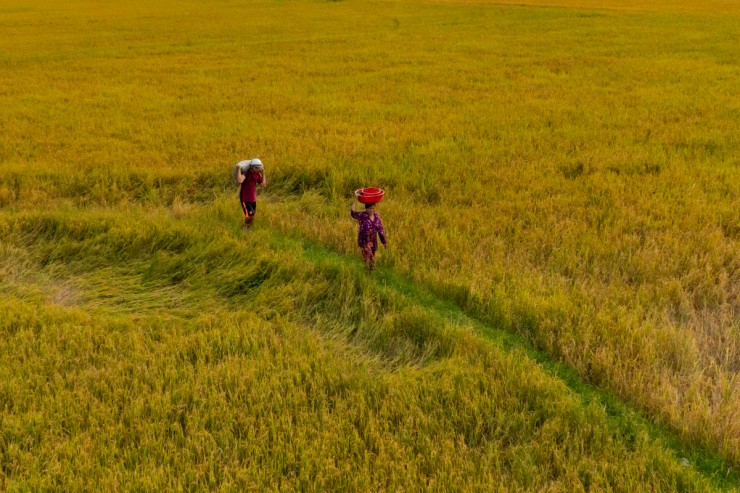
[364,203,375,209]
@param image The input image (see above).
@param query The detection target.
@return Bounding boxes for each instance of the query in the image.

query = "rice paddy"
[1,0,738,490]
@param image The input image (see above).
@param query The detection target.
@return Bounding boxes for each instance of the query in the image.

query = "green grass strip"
[279,229,740,491]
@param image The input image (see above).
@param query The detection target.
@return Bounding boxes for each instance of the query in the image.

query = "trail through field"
[2,203,737,490]
[3,0,739,487]
[270,229,740,490]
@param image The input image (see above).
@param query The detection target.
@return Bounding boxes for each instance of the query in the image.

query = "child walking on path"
[351,197,387,270]
[236,159,267,228]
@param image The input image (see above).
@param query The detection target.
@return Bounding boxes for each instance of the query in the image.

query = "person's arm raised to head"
[350,197,361,218]
[236,165,246,184]
[259,169,267,187]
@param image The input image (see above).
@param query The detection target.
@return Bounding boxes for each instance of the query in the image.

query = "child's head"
[364,203,375,210]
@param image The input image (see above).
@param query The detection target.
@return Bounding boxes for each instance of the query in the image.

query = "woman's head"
[249,158,264,173]
[364,203,375,210]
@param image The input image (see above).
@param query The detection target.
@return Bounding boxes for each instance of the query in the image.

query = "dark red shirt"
[240,170,263,202]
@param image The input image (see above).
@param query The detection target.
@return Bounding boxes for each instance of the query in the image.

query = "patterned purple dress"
[351,208,387,269]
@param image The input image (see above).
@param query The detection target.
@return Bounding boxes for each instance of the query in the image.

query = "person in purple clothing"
[351,196,387,270]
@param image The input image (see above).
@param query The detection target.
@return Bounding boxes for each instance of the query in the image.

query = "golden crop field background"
[1,0,738,490]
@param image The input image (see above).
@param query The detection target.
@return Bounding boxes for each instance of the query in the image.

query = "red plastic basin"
[355,187,385,204]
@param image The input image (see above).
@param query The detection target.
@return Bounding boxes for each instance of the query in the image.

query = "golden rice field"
[1,0,738,490]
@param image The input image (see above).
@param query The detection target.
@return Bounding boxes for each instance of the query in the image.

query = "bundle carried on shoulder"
[232,158,264,184]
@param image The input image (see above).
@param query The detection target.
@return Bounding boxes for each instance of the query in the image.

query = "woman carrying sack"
[235,158,267,229]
